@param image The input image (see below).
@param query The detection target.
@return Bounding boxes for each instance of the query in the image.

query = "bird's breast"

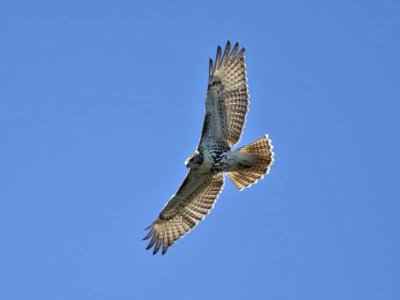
[197,148,231,174]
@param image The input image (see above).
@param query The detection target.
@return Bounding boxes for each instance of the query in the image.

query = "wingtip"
[148,245,168,256]
[209,58,214,78]
[215,45,223,69]
[144,223,153,230]
[216,45,222,59]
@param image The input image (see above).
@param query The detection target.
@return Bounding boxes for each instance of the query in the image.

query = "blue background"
[1,1,399,299]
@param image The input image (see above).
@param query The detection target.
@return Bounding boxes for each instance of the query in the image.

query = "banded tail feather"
[227,135,274,190]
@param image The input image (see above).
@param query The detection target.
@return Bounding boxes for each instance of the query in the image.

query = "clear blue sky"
[1,1,399,299]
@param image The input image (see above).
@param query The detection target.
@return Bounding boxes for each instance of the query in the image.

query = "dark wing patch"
[144,171,225,255]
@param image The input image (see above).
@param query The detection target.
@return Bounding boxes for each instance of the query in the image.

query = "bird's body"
[190,146,255,174]
[144,41,274,255]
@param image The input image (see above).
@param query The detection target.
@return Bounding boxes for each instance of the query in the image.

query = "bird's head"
[185,151,204,169]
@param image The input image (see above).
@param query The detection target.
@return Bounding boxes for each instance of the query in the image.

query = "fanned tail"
[227,135,274,190]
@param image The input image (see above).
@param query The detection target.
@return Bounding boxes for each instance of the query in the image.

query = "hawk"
[144,41,274,255]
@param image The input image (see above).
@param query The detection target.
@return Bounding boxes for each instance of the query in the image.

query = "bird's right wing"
[144,170,225,255]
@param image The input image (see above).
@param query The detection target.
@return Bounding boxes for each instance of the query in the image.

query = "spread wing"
[199,41,249,149]
[143,170,225,255]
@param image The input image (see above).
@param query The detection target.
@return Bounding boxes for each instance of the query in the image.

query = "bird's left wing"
[198,41,249,149]
[144,170,225,255]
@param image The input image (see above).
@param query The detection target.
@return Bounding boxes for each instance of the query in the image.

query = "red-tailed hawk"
[144,41,274,255]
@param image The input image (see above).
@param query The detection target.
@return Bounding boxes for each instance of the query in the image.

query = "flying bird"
[144,41,274,255]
